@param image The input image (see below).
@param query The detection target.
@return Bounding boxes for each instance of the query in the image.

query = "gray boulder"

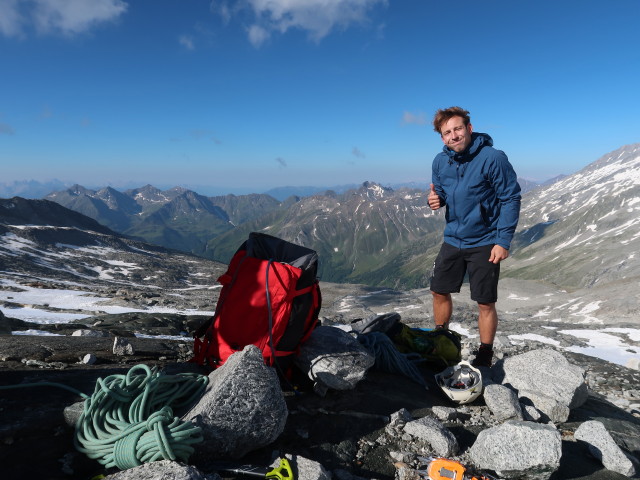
[63,401,85,427]
[104,460,220,479]
[518,389,570,424]
[113,336,135,355]
[574,420,637,477]
[402,416,458,457]
[294,326,375,395]
[483,384,523,421]
[386,408,414,435]
[82,353,97,364]
[183,345,287,460]
[468,420,562,480]
[502,349,588,422]
[431,406,459,422]
[521,403,543,422]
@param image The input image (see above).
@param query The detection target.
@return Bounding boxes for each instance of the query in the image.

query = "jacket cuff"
[496,240,511,250]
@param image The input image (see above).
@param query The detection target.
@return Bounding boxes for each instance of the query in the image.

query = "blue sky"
[1,0,639,194]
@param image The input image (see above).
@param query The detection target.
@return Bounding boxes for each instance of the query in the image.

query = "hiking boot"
[472,346,493,368]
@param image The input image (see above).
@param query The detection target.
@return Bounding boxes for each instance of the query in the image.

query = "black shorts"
[429,242,500,304]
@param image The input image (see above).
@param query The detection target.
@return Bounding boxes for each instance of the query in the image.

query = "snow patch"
[509,334,561,346]
[559,328,640,366]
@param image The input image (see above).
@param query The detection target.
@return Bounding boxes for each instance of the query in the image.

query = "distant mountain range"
[2,176,544,202]
[40,182,443,286]
[3,144,639,292]
[263,178,555,201]
[43,185,283,257]
[0,196,227,299]
[33,174,554,286]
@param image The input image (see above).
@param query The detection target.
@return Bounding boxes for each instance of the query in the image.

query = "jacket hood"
[443,132,493,162]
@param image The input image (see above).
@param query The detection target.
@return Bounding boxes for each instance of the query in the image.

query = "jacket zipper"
[452,161,462,248]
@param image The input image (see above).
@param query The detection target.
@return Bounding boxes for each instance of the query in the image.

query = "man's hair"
[432,107,471,134]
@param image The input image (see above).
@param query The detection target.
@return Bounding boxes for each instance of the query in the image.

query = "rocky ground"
[2,196,639,479]
[1,278,639,480]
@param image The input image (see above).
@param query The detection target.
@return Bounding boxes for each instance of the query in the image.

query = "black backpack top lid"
[245,232,318,272]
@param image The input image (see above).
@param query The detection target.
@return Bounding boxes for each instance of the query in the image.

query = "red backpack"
[192,232,321,370]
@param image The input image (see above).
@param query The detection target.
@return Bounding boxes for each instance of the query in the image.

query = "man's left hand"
[489,245,509,264]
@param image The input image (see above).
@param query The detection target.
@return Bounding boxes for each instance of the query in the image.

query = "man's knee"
[432,291,451,300]
[477,301,496,311]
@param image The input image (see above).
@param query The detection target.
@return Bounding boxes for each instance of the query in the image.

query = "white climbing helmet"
[435,361,483,405]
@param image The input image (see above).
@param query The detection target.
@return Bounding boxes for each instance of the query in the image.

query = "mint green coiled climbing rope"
[74,364,208,470]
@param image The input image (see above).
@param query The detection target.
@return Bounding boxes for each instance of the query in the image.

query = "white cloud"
[0,0,23,37]
[402,110,427,126]
[216,0,387,46]
[211,0,232,25]
[0,0,128,37]
[247,24,269,47]
[179,34,195,50]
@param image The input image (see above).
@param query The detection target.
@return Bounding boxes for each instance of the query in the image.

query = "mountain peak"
[69,184,94,196]
[360,181,393,199]
[587,142,640,172]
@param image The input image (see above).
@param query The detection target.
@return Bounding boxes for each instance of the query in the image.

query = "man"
[428,107,521,367]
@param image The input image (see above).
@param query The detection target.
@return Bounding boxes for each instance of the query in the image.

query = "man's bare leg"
[432,292,452,329]
[477,302,498,344]
[473,302,498,367]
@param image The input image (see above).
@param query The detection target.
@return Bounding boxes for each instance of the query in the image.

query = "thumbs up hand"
[428,183,441,210]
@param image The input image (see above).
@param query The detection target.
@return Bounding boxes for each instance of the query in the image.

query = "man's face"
[440,116,473,153]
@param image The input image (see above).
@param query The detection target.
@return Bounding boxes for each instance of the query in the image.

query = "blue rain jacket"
[432,132,521,250]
